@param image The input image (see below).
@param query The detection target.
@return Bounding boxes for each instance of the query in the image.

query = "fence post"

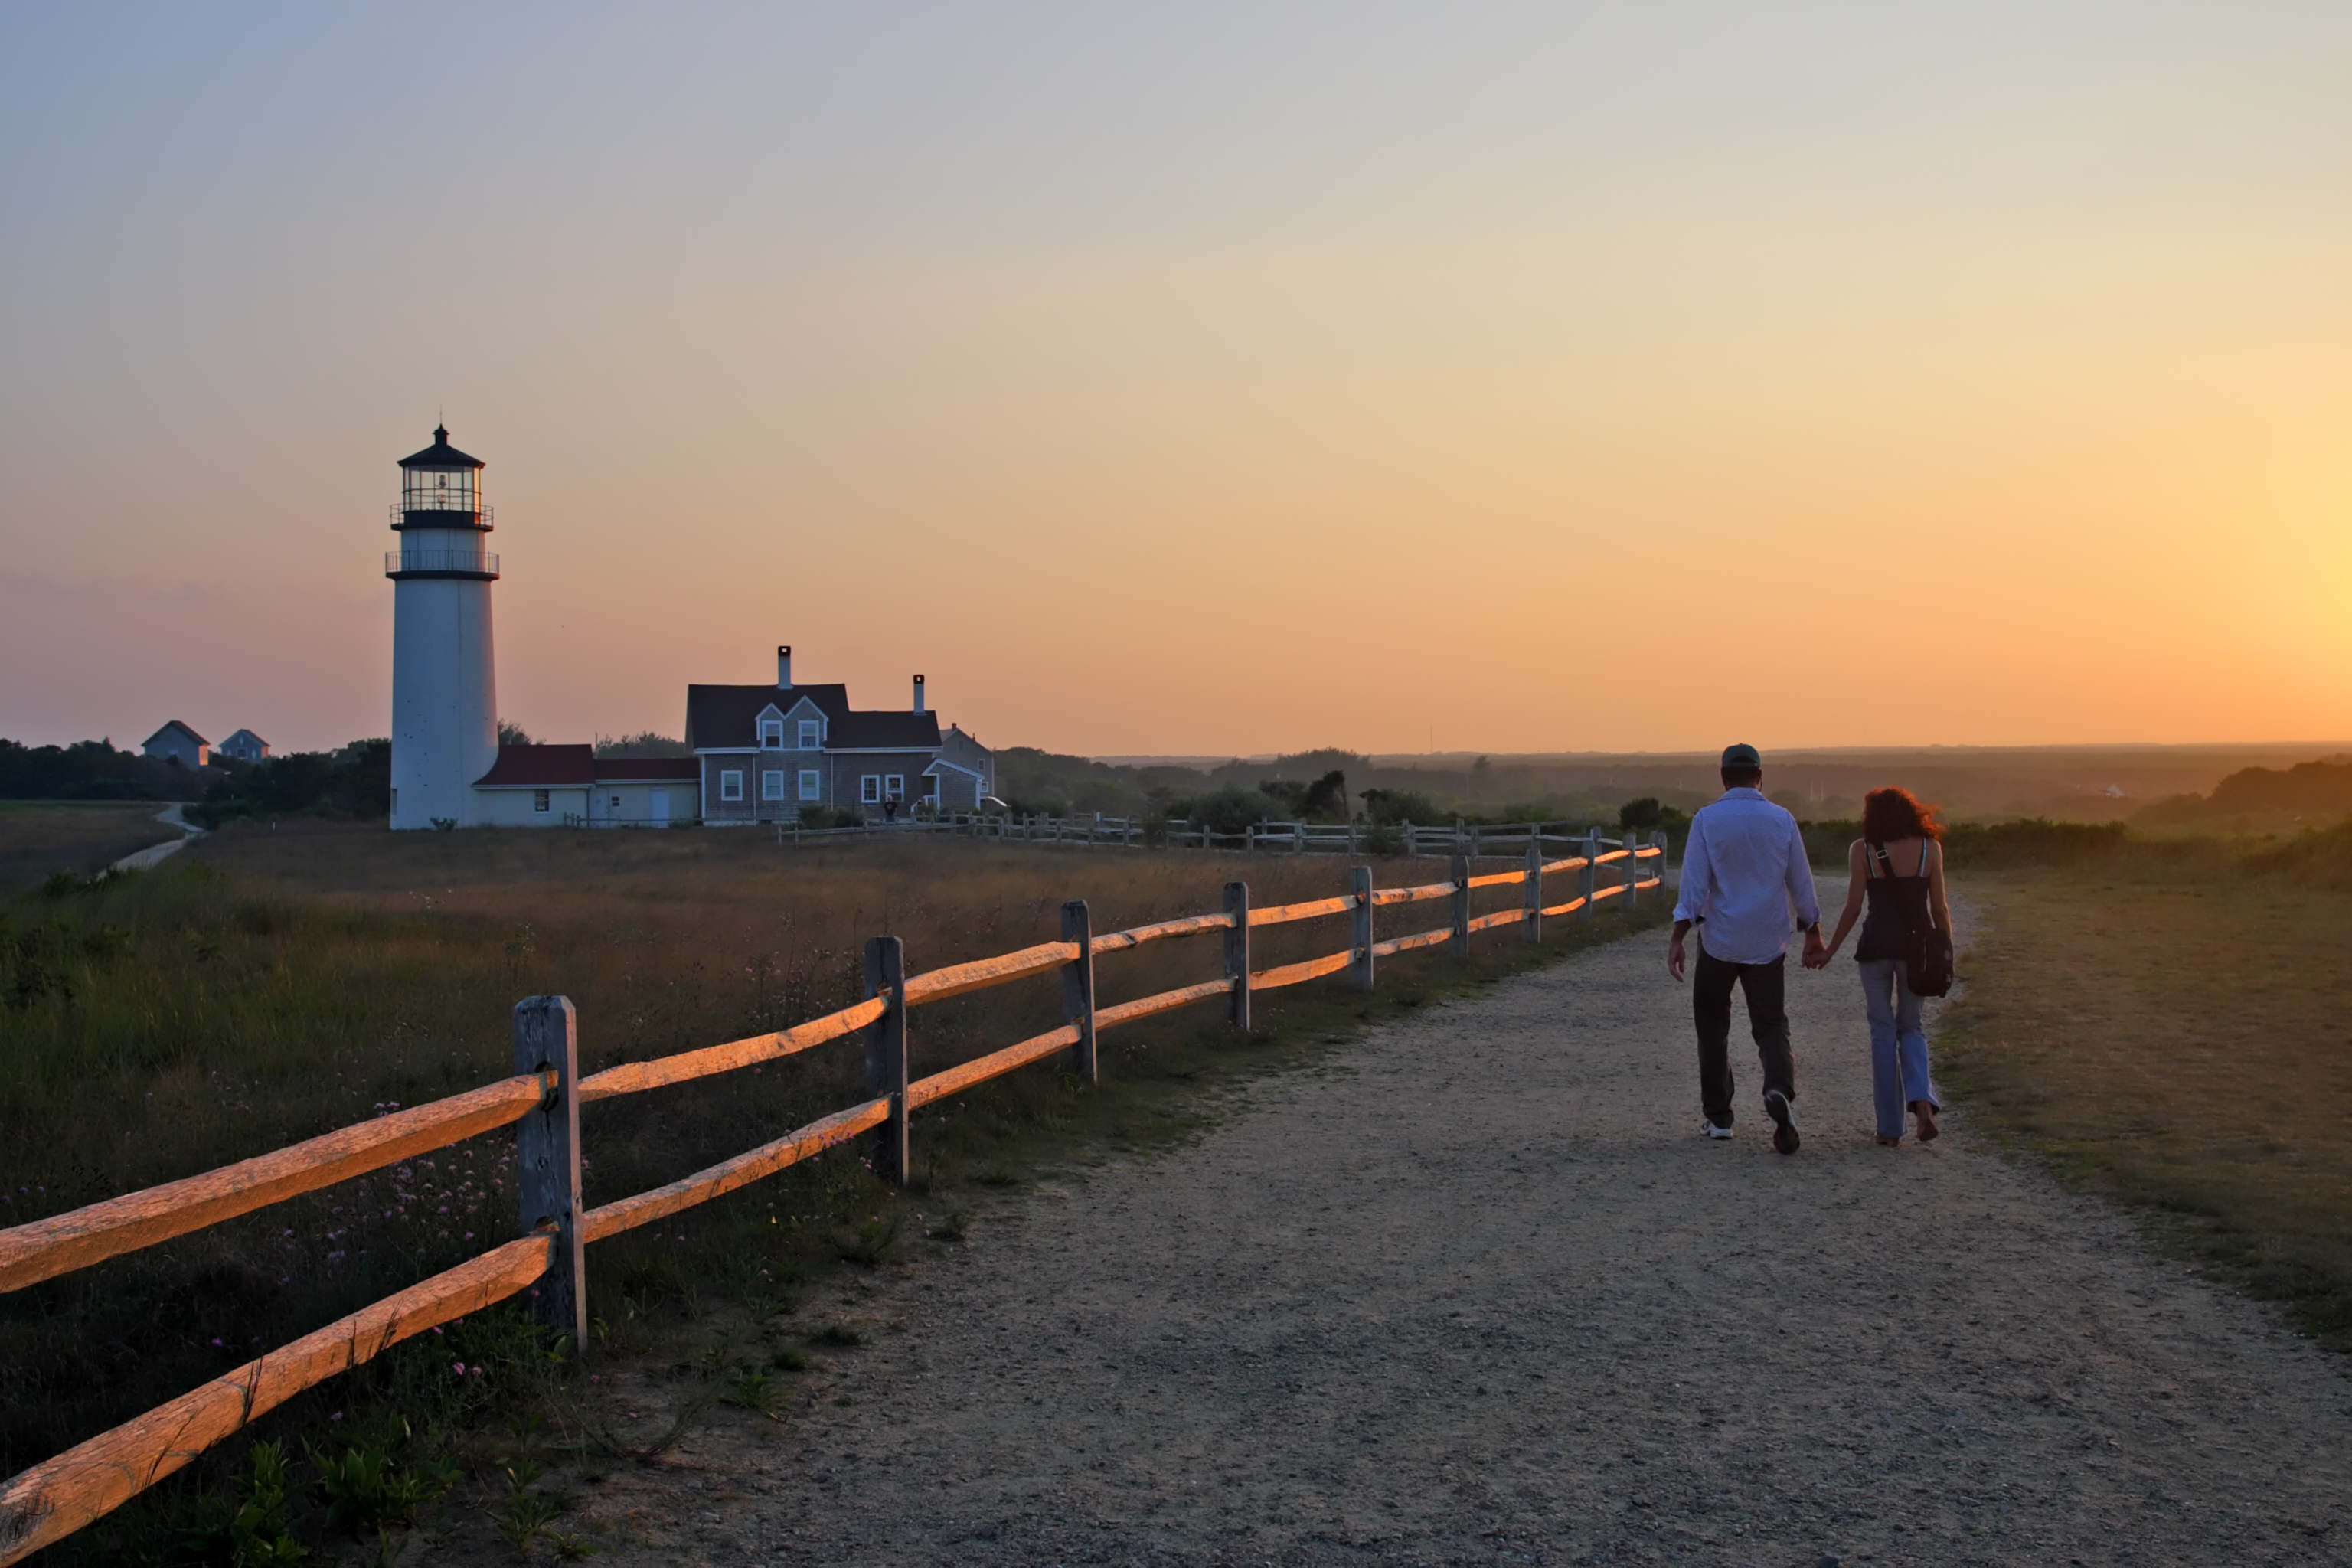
[512,996,585,1355]
[1061,900,1097,1086]
[1579,830,1597,925]
[863,936,909,1186]
[1451,854,1472,959]
[1625,832,1640,912]
[1350,864,1376,991]
[1348,817,1359,856]
[1223,880,1252,1031]
[1524,839,1542,942]
[1403,820,1416,858]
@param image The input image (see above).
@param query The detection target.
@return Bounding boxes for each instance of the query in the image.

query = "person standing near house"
[1665,744,1824,1153]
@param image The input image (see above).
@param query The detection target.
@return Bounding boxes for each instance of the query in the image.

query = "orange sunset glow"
[2,5,2347,756]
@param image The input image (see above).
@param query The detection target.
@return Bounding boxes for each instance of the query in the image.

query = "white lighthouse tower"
[386,425,500,829]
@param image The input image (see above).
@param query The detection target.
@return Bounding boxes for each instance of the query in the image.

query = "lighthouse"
[386,425,500,829]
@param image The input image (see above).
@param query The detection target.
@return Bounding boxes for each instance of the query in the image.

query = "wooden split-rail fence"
[790,812,1627,858]
[0,836,1668,1562]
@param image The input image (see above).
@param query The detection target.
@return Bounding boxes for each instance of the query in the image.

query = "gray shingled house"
[686,645,994,825]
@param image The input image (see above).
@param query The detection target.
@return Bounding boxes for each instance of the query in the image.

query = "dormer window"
[798,720,822,750]
[759,719,784,749]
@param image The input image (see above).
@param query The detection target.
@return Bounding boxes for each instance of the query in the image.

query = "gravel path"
[571,923,2352,1566]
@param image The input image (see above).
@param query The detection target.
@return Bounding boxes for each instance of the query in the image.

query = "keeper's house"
[688,645,994,825]
[471,746,703,827]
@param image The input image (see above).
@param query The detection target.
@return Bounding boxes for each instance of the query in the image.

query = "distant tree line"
[0,739,193,801]
[0,734,396,828]
[188,740,391,828]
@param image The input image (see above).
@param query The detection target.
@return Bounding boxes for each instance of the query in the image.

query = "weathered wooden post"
[1579,829,1597,926]
[1061,900,1097,1086]
[513,995,585,1354]
[1523,840,1543,942]
[1223,880,1252,1031]
[863,936,909,1186]
[1625,831,1641,912]
[1450,854,1472,959]
[1351,864,1376,991]
[1403,820,1416,858]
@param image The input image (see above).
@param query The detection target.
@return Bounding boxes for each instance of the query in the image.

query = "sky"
[2,3,2347,758]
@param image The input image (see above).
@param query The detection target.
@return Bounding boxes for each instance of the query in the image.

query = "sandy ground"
[110,803,202,872]
[539,916,2352,1567]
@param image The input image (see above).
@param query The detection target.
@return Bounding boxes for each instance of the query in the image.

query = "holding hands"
[1800,925,1833,970]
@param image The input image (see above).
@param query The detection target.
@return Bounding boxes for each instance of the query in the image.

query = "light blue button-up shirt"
[1671,788,1821,965]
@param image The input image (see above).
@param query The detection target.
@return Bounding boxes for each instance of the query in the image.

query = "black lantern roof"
[397,425,486,471]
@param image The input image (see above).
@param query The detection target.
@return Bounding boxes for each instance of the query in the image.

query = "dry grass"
[0,802,180,895]
[1939,868,2352,1347]
[0,818,1657,1554]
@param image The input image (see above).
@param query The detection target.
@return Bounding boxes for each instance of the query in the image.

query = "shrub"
[1191,786,1282,835]
[189,740,390,828]
[176,1440,305,1567]
[307,1438,457,1535]
[1360,789,1442,826]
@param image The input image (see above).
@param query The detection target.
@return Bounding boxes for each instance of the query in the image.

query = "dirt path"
[560,920,2352,1566]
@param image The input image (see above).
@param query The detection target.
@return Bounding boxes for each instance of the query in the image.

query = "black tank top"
[1856,840,1932,962]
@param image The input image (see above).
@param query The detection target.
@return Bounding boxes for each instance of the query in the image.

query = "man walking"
[1666,744,1823,1153]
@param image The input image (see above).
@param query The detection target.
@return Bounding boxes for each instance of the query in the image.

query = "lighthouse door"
[649,789,671,827]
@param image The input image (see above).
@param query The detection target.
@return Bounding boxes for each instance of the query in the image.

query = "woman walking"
[1815,787,1952,1145]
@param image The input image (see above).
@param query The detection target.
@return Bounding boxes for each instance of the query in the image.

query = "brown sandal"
[1910,1100,1939,1142]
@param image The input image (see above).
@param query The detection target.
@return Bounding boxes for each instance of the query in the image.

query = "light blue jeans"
[1858,959,1937,1139]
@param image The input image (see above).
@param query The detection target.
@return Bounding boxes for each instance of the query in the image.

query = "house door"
[649,789,670,827]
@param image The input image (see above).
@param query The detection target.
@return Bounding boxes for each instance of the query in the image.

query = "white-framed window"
[798,719,822,750]
[884,773,904,800]
[759,719,784,749]
[798,769,820,801]
[762,769,785,801]
[861,774,882,804]
[609,794,621,810]
[923,775,941,802]
[720,769,744,802]
[532,789,550,813]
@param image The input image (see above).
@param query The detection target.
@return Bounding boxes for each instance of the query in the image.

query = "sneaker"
[1765,1089,1800,1155]
[1699,1119,1733,1141]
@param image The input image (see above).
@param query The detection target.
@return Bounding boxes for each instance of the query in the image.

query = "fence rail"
[782,812,1636,858]
[0,838,1668,1563]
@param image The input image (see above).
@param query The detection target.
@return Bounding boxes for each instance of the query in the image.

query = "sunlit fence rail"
[0,838,1667,1562]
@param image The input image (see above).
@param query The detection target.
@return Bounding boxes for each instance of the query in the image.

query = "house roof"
[594,756,701,782]
[684,684,941,753]
[145,720,208,747]
[474,743,596,788]
[224,728,268,747]
[397,424,486,471]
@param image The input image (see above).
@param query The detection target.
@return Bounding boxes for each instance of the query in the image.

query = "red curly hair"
[1862,786,1943,844]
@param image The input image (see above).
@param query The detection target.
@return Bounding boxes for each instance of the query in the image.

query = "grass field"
[0,802,181,897]
[1941,858,2352,1350]
[0,821,1661,1562]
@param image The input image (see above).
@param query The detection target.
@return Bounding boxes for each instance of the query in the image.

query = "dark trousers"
[1693,949,1794,1127]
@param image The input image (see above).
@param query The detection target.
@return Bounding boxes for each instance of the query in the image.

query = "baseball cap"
[1720,743,1762,769]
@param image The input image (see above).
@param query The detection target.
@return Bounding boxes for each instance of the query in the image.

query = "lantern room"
[393,424,492,529]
